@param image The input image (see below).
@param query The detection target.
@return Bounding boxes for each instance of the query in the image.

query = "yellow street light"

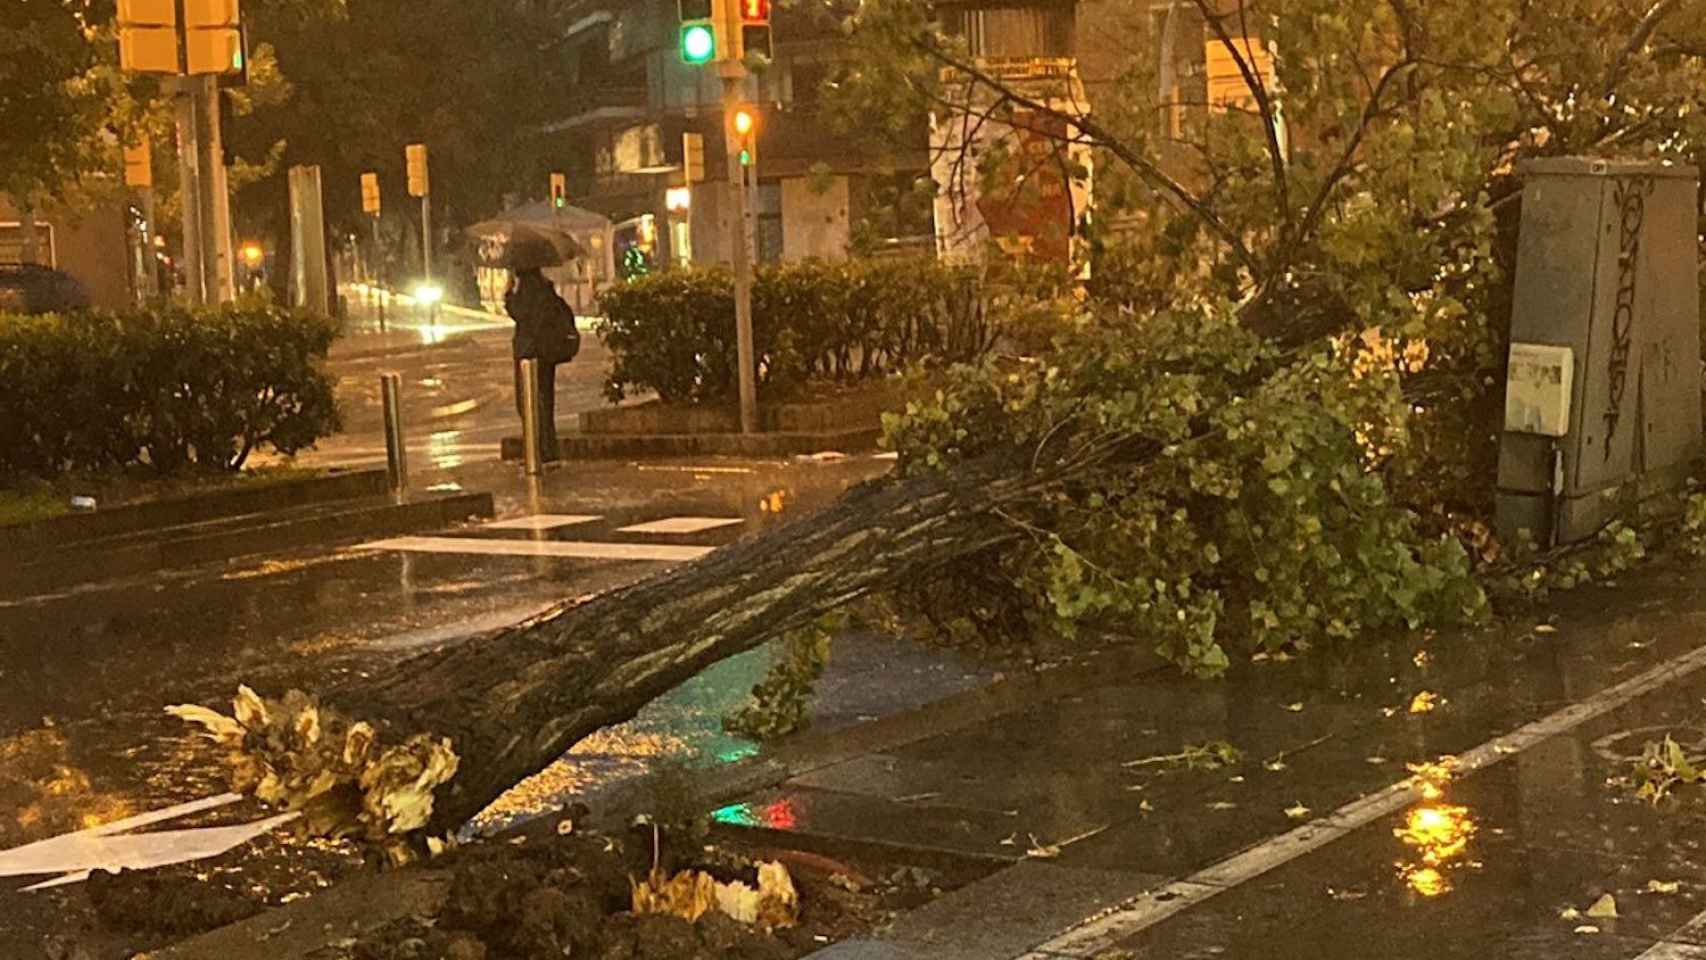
[241,242,263,266]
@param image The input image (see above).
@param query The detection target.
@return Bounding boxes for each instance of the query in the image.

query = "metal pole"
[173,78,206,305]
[372,215,386,332]
[420,194,433,282]
[519,358,544,477]
[199,76,235,303]
[381,373,408,494]
[720,69,759,435]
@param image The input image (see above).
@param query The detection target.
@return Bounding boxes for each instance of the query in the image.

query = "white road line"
[617,517,745,534]
[484,514,602,531]
[359,536,713,563]
[1014,641,1706,959]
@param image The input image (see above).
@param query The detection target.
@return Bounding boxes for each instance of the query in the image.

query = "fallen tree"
[175,308,1487,848]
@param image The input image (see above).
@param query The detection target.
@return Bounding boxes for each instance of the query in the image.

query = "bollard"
[519,358,545,477]
[381,372,408,494]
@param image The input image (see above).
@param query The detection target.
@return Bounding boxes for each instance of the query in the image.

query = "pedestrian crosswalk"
[482,514,602,531]
[616,517,745,535]
[356,512,747,564]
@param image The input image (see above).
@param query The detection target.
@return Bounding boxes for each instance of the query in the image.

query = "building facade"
[542,0,930,275]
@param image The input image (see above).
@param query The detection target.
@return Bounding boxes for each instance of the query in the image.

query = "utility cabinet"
[1496,158,1702,545]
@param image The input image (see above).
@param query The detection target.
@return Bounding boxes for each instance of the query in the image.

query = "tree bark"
[340,458,1045,835]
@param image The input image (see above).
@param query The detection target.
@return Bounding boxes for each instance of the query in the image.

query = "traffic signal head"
[679,0,715,64]
[361,172,381,215]
[405,144,430,197]
[737,0,771,62]
[550,173,568,209]
[730,107,758,167]
[680,22,715,63]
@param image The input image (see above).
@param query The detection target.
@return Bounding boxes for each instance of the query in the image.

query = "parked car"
[0,264,92,314]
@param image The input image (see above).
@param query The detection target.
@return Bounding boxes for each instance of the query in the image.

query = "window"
[947,5,1075,59]
[0,222,55,266]
[755,182,783,264]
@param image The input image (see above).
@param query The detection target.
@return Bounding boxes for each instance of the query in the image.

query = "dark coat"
[504,271,578,362]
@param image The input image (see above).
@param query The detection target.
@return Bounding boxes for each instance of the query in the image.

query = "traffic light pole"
[720,66,759,435]
[172,77,207,305]
[420,195,433,283]
[197,74,235,302]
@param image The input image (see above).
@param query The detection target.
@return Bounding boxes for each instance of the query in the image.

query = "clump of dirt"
[342,823,934,960]
[85,866,263,936]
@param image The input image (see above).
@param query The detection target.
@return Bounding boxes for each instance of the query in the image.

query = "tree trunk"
[342,459,1045,835]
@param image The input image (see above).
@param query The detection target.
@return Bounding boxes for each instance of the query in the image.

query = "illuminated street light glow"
[733,109,754,135]
[413,283,444,304]
[240,243,264,266]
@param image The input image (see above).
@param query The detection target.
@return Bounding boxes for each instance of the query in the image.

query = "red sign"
[975,111,1075,262]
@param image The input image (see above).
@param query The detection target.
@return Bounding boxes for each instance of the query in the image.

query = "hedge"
[595,259,1000,404]
[0,302,342,478]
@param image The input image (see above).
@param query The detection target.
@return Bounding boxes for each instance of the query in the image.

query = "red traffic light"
[739,0,769,21]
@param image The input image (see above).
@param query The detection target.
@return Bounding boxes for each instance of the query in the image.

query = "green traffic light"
[739,148,752,167]
[680,24,715,64]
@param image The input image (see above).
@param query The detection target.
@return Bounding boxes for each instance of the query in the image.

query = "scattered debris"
[892,792,942,804]
[1122,740,1243,771]
[1283,702,1305,713]
[1409,691,1443,714]
[1633,735,1706,803]
[1412,650,1433,667]
[1535,624,1558,635]
[1574,925,1601,935]
[556,818,575,837]
[1560,907,1581,920]
[1284,803,1311,820]
[1263,758,1289,772]
[1025,837,1063,860]
[1649,880,1682,895]
[1586,894,1619,919]
[1328,887,1368,902]
[1207,801,1238,811]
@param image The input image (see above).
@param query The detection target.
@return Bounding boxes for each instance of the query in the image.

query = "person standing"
[504,267,580,461]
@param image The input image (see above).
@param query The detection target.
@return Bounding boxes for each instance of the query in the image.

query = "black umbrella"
[466,220,586,271]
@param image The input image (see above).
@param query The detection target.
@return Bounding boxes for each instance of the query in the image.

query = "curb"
[0,469,388,552]
[500,428,882,461]
[2,491,494,596]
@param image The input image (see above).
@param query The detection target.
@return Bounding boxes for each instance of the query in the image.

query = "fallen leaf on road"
[1649,880,1682,895]
[1560,908,1581,920]
[1586,894,1618,919]
[1535,624,1558,635]
[1283,702,1305,713]
[556,818,575,836]
[1409,691,1442,714]
[1367,756,1388,765]
[1139,799,1155,813]
[1026,834,1062,859]
[1284,803,1310,820]
[1264,758,1288,772]
[1574,925,1600,935]
[999,833,1018,846]
[1208,801,1238,811]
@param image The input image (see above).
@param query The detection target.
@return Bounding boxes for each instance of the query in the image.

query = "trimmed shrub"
[595,259,999,404]
[0,302,342,478]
